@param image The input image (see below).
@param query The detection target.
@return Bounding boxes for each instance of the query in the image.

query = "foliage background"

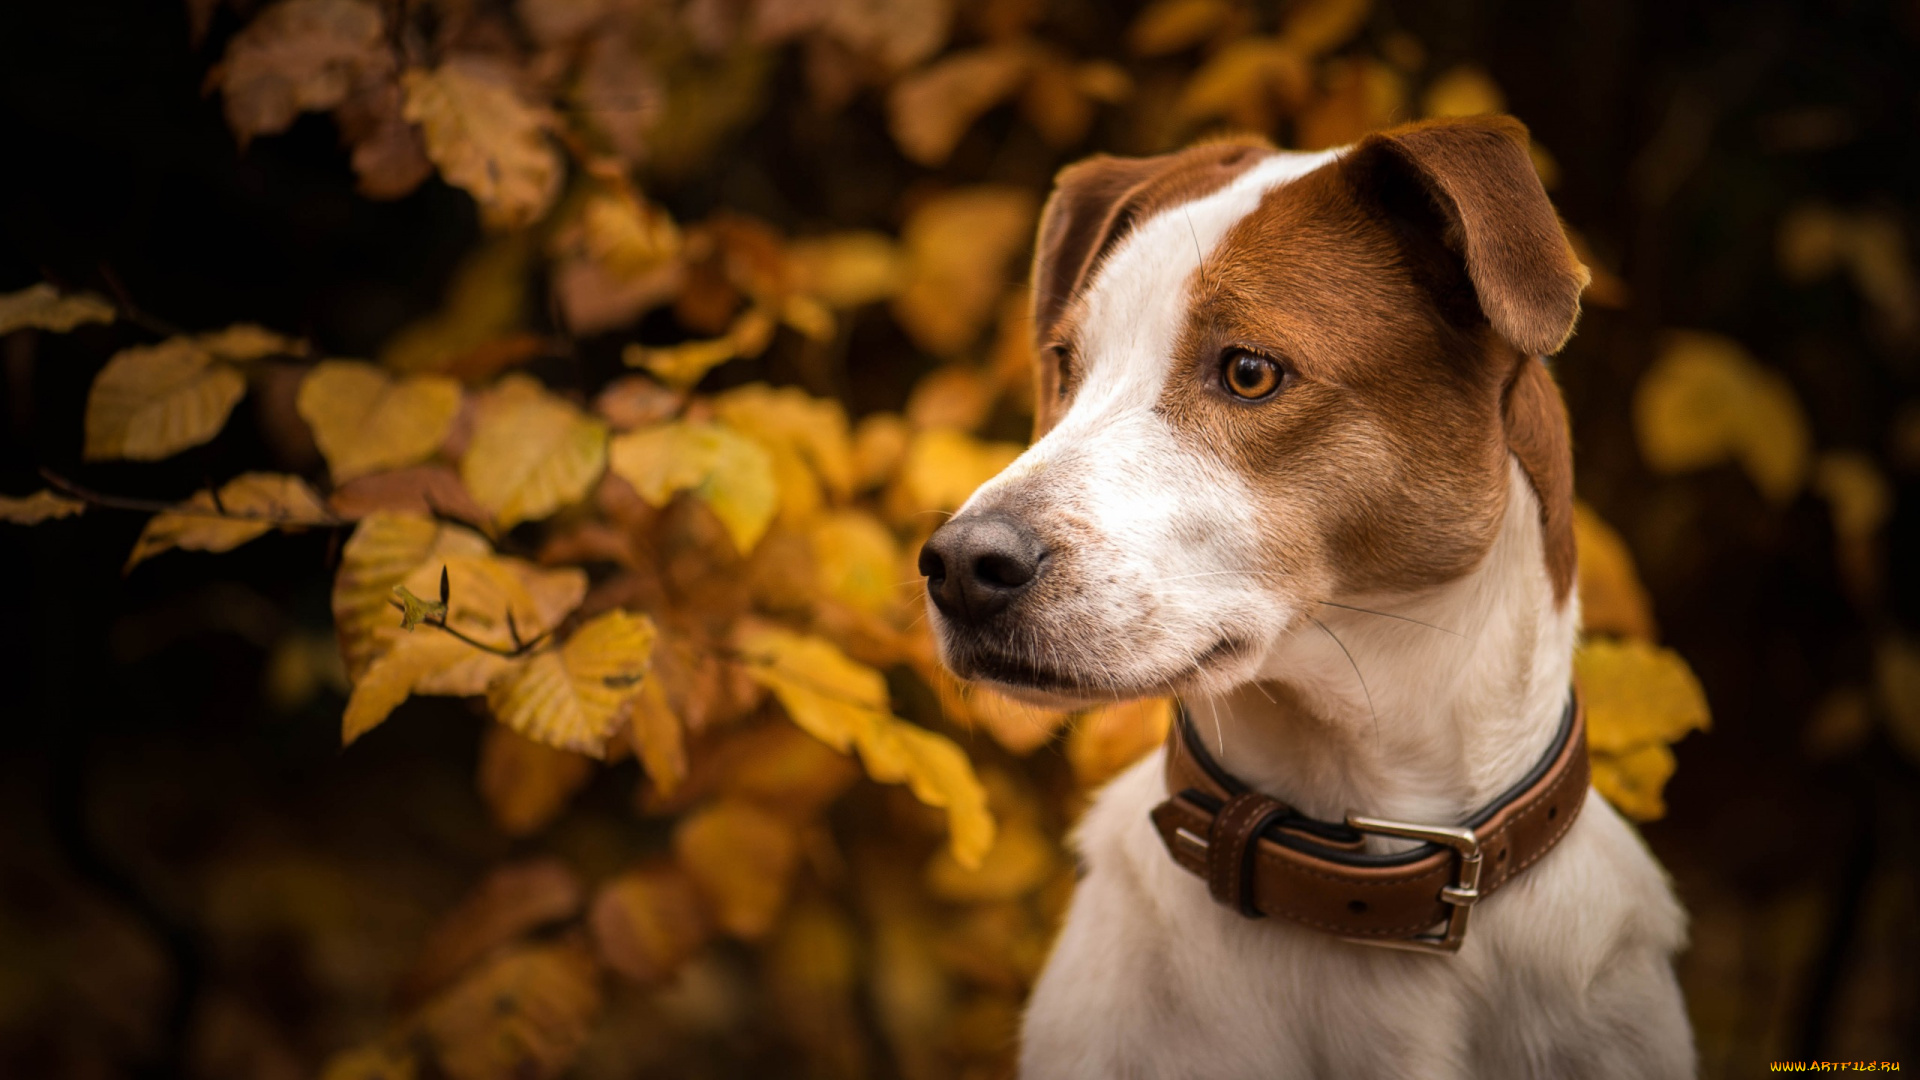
[1,0,1917,1077]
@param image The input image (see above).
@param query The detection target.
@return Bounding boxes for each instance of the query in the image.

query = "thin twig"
[388,596,556,659]
[39,468,349,527]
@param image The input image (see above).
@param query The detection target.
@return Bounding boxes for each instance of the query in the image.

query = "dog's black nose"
[919,513,1047,623]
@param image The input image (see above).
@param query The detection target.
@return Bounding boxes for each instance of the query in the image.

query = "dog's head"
[920,116,1584,707]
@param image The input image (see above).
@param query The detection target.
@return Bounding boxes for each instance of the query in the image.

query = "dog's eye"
[1221,349,1283,400]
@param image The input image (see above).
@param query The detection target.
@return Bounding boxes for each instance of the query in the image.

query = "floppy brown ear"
[1344,116,1589,357]
[1029,139,1272,435]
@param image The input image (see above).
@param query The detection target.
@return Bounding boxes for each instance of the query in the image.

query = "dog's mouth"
[954,634,1253,701]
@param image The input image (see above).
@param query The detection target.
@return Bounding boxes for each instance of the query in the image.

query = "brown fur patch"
[1030,138,1272,437]
[1503,357,1576,601]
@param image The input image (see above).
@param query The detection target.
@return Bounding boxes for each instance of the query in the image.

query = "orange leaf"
[402,858,584,1003]
[588,864,711,984]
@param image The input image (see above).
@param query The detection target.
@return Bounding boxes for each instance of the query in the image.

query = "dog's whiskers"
[1310,615,1378,745]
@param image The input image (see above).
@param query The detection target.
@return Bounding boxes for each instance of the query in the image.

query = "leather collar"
[1150,690,1588,952]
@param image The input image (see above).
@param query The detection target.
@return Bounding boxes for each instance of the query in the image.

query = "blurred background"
[1,0,1916,1076]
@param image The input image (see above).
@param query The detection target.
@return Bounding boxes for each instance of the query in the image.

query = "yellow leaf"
[1177,38,1310,130]
[1874,637,1920,765]
[925,814,1054,902]
[461,374,608,528]
[403,858,584,1003]
[341,552,587,741]
[588,864,710,984]
[736,624,891,752]
[1577,637,1710,757]
[297,360,461,482]
[197,323,304,362]
[935,670,1071,755]
[736,624,995,867]
[0,283,115,334]
[850,414,911,495]
[126,472,332,570]
[1633,330,1811,502]
[899,427,1022,513]
[1295,58,1406,150]
[416,943,601,1080]
[1279,0,1372,57]
[1067,697,1175,788]
[0,489,85,524]
[626,674,688,796]
[83,338,247,461]
[1574,502,1657,641]
[906,364,995,432]
[403,59,562,229]
[215,0,388,140]
[576,190,681,278]
[785,232,906,308]
[713,383,855,508]
[332,513,494,679]
[886,43,1035,167]
[477,724,595,836]
[622,307,776,389]
[810,510,900,613]
[1589,743,1676,823]
[712,722,861,816]
[1127,0,1234,56]
[607,420,778,553]
[381,236,530,375]
[487,610,658,757]
[893,186,1039,355]
[673,798,800,939]
[1421,64,1506,118]
[1813,450,1892,541]
[319,1042,417,1080]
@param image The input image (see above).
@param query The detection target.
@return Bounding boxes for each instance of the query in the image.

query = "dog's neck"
[1186,461,1578,837]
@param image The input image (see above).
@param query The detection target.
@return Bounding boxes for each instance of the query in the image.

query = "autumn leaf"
[785,232,907,308]
[0,490,86,525]
[1128,0,1235,56]
[934,670,1072,755]
[341,552,587,742]
[1422,64,1505,118]
[887,42,1035,167]
[622,307,776,389]
[404,59,563,229]
[402,859,584,1002]
[416,942,602,1080]
[319,1042,418,1080]
[898,427,1023,514]
[0,282,115,335]
[381,236,531,375]
[736,624,995,868]
[477,725,595,837]
[1577,638,1711,821]
[893,186,1039,355]
[487,609,658,757]
[84,338,248,461]
[1574,502,1657,641]
[461,375,608,528]
[673,798,801,939]
[1634,330,1811,503]
[297,360,462,482]
[126,473,332,570]
[1177,38,1310,130]
[607,420,777,553]
[589,864,711,983]
[392,584,447,630]
[712,383,856,522]
[215,0,390,142]
[809,510,900,613]
[1067,697,1175,788]
[906,364,996,432]
[626,674,688,796]
[331,513,493,679]
[925,814,1055,903]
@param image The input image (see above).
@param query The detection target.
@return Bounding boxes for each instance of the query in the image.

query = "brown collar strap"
[1150,691,1588,954]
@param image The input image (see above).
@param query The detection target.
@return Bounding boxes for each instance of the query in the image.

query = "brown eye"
[1221,350,1283,400]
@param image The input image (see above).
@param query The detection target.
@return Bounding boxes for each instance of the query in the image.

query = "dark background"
[2,0,1916,1076]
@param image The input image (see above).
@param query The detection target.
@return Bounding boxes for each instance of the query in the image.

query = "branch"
[39,469,349,527]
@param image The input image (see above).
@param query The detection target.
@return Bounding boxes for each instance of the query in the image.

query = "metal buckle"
[1340,814,1482,955]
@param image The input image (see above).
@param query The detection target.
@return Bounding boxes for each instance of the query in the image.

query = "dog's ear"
[1030,140,1271,435]
[1342,116,1589,357]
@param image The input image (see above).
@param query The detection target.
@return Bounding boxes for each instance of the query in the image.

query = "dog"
[918,116,1694,1079]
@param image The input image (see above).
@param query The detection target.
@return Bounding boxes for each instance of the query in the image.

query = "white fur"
[943,153,1696,1078]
